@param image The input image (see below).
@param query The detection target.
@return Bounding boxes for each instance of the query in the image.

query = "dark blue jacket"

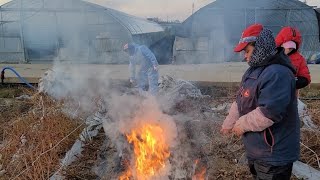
[237,50,300,166]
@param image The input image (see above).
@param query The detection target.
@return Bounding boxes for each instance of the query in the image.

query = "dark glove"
[296,76,309,89]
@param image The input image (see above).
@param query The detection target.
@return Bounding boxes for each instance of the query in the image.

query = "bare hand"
[153,66,158,71]
[220,128,232,135]
[232,125,244,137]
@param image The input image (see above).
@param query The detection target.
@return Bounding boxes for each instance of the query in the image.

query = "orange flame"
[124,124,170,179]
[192,159,207,180]
[119,169,132,180]
[192,167,206,180]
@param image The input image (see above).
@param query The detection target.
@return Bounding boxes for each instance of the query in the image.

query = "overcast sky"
[0,0,319,21]
[87,0,213,21]
[88,0,320,20]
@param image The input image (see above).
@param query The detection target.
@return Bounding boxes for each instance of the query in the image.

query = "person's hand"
[232,124,245,137]
[153,65,158,71]
[220,128,232,135]
[129,78,135,84]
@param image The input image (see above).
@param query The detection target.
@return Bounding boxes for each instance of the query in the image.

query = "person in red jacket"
[275,27,311,89]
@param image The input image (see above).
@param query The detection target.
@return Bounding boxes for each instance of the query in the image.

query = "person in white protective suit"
[123,43,159,95]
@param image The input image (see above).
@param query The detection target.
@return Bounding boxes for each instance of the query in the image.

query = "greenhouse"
[0,0,165,63]
[174,0,320,63]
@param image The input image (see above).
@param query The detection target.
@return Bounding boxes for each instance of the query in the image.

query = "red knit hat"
[234,24,263,52]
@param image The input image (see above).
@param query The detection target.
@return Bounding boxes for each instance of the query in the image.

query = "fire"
[119,169,132,180]
[192,167,206,180]
[192,159,207,180]
[124,124,170,179]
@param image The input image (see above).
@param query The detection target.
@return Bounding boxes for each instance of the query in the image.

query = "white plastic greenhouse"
[175,0,320,63]
[0,0,165,63]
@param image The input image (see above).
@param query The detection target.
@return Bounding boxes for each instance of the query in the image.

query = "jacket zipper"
[264,128,275,153]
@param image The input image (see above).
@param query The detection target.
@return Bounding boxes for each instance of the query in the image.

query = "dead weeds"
[300,129,320,170]
[0,90,83,179]
[0,83,318,179]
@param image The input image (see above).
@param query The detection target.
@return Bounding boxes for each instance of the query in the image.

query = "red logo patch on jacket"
[243,89,250,97]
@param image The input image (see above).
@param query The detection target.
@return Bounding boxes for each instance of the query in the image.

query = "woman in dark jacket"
[221,24,299,180]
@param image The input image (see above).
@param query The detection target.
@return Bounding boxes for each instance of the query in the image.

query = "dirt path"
[2,63,320,83]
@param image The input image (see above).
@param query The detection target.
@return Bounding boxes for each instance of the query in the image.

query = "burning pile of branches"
[90,76,252,179]
[120,123,171,179]
[105,97,177,179]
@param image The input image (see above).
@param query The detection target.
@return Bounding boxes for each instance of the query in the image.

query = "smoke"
[39,59,217,179]
[39,62,114,114]
[33,3,178,173]
[102,94,178,155]
[34,1,222,178]
[119,96,177,146]
[38,32,181,177]
[39,62,209,179]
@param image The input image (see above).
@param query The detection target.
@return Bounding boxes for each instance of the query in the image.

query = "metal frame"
[177,4,320,62]
[0,0,164,63]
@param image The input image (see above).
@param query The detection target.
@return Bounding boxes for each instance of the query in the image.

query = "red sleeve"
[296,54,311,83]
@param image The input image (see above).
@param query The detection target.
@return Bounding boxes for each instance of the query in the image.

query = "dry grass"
[0,86,26,98]
[0,91,83,179]
[0,83,317,179]
[303,100,320,127]
[198,84,320,178]
[300,129,320,170]
[299,85,320,99]
[63,130,106,179]
[299,93,320,171]
[300,84,320,126]
[203,123,252,180]
[0,86,34,120]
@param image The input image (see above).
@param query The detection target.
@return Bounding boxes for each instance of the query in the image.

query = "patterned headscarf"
[249,28,277,67]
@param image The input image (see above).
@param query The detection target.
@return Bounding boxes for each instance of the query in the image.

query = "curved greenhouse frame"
[0,0,164,63]
[175,0,320,63]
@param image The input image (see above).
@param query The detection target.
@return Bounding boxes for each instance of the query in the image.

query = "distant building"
[0,0,165,64]
[147,18,181,64]
[147,18,181,34]
[174,0,320,63]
